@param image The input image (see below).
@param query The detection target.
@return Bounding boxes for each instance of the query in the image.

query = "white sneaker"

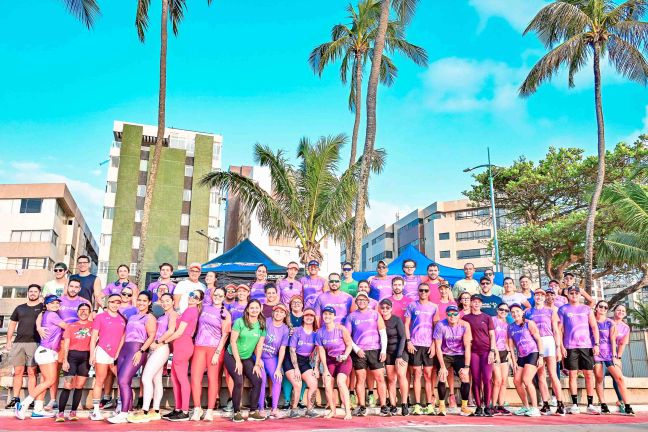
[107,412,129,424]
[15,403,26,420]
[191,407,203,421]
[89,411,104,421]
[31,410,55,419]
[569,404,580,415]
[549,397,557,407]
[525,408,541,417]
[587,404,601,415]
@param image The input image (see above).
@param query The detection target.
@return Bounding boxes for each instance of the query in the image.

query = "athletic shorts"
[9,342,38,368]
[283,353,313,374]
[408,345,434,367]
[351,349,384,370]
[34,346,58,365]
[385,351,408,366]
[326,355,352,378]
[434,354,465,374]
[65,350,91,377]
[540,336,556,357]
[597,360,614,368]
[94,345,116,365]
[565,348,594,371]
[517,352,539,368]
[498,350,509,363]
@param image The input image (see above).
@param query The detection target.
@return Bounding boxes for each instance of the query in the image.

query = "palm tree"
[599,181,648,307]
[134,0,212,288]
[520,0,648,294]
[201,135,385,264]
[351,0,420,268]
[309,0,427,169]
[629,302,648,329]
[61,0,100,27]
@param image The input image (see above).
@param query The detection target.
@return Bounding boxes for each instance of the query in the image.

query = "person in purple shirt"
[404,283,439,415]
[369,260,394,301]
[229,284,250,323]
[16,295,67,420]
[278,262,303,305]
[314,273,353,325]
[611,304,633,414]
[401,259,423,301]
[491,303,511,416]
[249,264,269,303]
[433,304,472,417]
[547,280,567,308]
[593,301,634,416]
[58,278,91,323]
[558,286,600,415]
[300,260,327,309]
[102,264,138,307]
[284,308,320,419]
[315,306,353,420]
[202,271,218,306]
[346,292,389,417]
[507,304,543,417]
[351,280,378,311]
[259,304,290,418]
[147,263,176,301]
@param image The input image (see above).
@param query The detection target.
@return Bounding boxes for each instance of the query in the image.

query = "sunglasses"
[403,266,415,269]
[447,312,459,317]
[419,289,429,293]
[498,308,509,312]
[121,292,133,297]
[480,282,490,286]
[377,266,387,269]
[329,280,340,284]
[189,291,202,299]
[54,268,66,272]
[598,305,609,310]
[226,289,236,293]
[380,305,392,309]
[288,267,299,271]
[485,273,494,276]
[343,267,352,271]
[77,261,89,265]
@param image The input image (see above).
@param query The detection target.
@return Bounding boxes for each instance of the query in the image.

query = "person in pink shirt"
[422,263,448,304]
[437,282,457,321]
[387,277,412,322]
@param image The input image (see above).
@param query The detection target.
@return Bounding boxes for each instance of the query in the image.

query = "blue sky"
[1,0,646,237]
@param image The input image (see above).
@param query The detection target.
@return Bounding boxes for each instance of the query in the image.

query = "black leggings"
[223,350,263,412]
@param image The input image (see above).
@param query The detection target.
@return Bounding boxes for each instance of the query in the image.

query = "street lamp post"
[463,147,501,271]
[196,230,222,255]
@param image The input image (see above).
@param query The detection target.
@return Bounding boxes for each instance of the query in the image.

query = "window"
[110,156,120,168]
[371,251,393,262]
[184,165,194,177]
[135,210,143,223]
[457,248,490,259]
[455,208,490,220]
[179,240,188,253]
[181,214,190,226]
[132,236,140,249]
[1,258,49,270]
[439,250,451,258]
[210,190,220,204]
[397,218,422,236]
[438,232,450,240]
[137,185,147,197]
[183,189,192,201]
[105,182,117,193]
[398,239,419,255]
[371,232,394,245]
[98,261,109,274]
[10,230,57,244]
[208,216,218,228]
[20,198,42,214]
[1,287,28,298]
[100,234,111,247]
[139,160,148,172]
[456,229,491,242]
[26,258,47,269]
[103,207,115,220]
[129,263,137,276]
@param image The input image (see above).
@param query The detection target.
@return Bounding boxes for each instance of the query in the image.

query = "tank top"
[155,313,170,340]
[73,273,97,303]
[195,305,225,347]
[492,316,508,351]
[125,313,148,343]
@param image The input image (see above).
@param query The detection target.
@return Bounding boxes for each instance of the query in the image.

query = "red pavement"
[1,412,646,431]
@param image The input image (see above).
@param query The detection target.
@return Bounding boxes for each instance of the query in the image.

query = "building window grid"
[455,208,490,220]
[19,198,43,214]
[103,207,115,220]
[139,160,148,172]
[1,286,28,299]
[371,250,393,263]
[439,250,451,258]
[10,230,58,245]
[456,229,491,242]
[457,248,490,259]
[438,232,450,240]
[371,232,394,245]
[1,257,51,270]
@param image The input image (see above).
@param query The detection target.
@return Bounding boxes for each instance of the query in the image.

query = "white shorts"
[541,336,556,357]
[34,346,58,365]
[95,345,116,365]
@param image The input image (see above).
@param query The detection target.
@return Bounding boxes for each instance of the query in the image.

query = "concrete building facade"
[98,121,224,285]
[223,165,342,276]
[0,183,98,329]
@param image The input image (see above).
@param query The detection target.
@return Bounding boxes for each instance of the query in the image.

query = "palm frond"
[601,182,648,232]
[391,0,419,25]
[524,1,592,47]
[605,0,648,26]
[599,231,648,265]
[135,0,151,42]
[385,33,429,66]
[612,20,648,52]
[253,143,300,217]
[62,0,100,29]
[607,34,648,84]
[378,54,398,86]
[169,0,187,36]
[348,57,360,112]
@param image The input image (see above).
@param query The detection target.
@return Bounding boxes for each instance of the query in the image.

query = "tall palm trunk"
[351,0,390,268]
[584,41,606,295]
[136,0,169,288]
[345,55,363,252]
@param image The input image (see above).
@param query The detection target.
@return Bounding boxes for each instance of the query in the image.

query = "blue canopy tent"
[352,244,504,286]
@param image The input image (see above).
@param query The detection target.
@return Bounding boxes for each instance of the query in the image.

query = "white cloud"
[0,161,104,236]
[622,105,648,144]
[468,0,549,32]
[365,200,414,231]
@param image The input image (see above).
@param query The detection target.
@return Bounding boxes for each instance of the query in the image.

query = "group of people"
[5,256,636,424]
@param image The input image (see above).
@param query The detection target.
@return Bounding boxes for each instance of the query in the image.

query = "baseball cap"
[236,284,250,291]
[377,260,386,266]
[189,262,202,271]
[303,307,317,317]
[470,294,483,302]
[545,287,556,294]
[534,289,546,296]
[307,260,320,267]
[273,304,289,314]
[322,306,336,315]
[446,304,459,313]
[355,291,369,300]
[379,298,393,307]
[568,285,580,292]
[44,295,61,305]
[439,281,451,288]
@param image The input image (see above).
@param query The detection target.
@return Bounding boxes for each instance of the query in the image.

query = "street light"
[196,230,222,254]
[464,147,501,271]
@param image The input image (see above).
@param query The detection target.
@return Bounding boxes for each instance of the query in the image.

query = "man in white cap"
[173,262,205,313]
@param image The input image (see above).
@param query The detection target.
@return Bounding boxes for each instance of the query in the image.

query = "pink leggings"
[470,351,493,407]
[191,346,225,409]
[171,337,194,411]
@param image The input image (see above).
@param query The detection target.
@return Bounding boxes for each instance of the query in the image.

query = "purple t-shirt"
[492,316,508,351]
[369,276,394,301]
[462,313,494,354]
[278,279,303,305]
[195,305,227,347]
[125,313,149,343]
[40,311,64,351]
[92,312,126,357]
[289,326,316,357]
[345,309,380,351]
[315,325,346,357]
[58,295,90,323]
[300,276,326,308]
[616,320,630,348]
[404,301,438,347]
[103,281,136,296]
[155,313,169,340]
[525,307,554,337]
[120,305,138,320]
[228,301,247,323]
[147,280,176,301]
[508,321,538,357]
[249,281,267,303]
[595,319,614,362]
[558,304,593,349]
[262,318,290,359]
[314,291,353,325]
[402,275,423,301]
[553,295,568,308]
[433,319,467,356]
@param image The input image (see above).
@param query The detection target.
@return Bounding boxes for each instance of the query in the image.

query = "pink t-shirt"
[388,295,412,322]
[92,312,126,357]
[437,300,458,320]
[178,306,199,341]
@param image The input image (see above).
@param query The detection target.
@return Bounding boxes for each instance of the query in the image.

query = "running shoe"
[248,410,266,421]
[89,411,104,421]
[107,412,128,424]
[203,410,214,421]
[390,405,399,416]
[550,397,557,407]
[618,402,626,414]
[500,406,513,416]
[625,405,635,416]
[6,397,20,409]
[380,405,391,416]
[352,405,367,417]
[540,402,551,415]
[484,407,494,417]
[223,399,233,413]
[55,412,66,422]
[169,412,190,422]
[401,403,410,416]
[298,402,306,409]
[232,411,245,422]
[68,410,79,421]
[101,397,116,410]
[460,406,473,416]
[305,409,319,418]
[514,407,529,416]
[127,410,149,424]
[190,407,203,421]
[288,409,301,418]
[600,403,610,414]
[471,406,484,417]
[569,404,580,415]
[412,404,423,415]
[437,407,447,416]
[162,409,179,419]
[14,402,25,420]
[525,408,541,417]
[423,403,436,415]
[147,411,161,421]
[45,400,57,411]
[31,410,55,419]
[587,404,601,415]
[555,403,566,416]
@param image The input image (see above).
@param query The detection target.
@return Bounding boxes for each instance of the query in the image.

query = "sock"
[58,389,71,413]
[350,390,355,396]
[461,400,468,409]
[71,389,83,411]
[102,394,109,401]
[587,396,593,406]
[93,399,100,413]
[155,409,160,413]
[439,400,446,410]
[571,395,578,404]
[34,399,43,412]
[21,395,34,412]
[143,410,149,415]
